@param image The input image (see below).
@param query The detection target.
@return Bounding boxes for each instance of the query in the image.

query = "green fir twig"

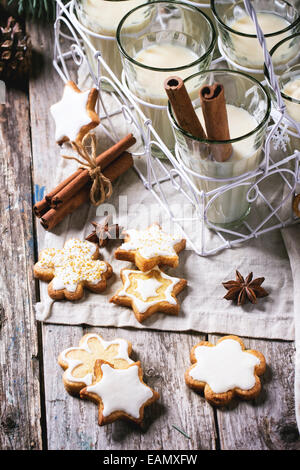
[8,0,58,21]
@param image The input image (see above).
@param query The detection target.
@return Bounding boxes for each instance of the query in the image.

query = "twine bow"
[63,133,113,206]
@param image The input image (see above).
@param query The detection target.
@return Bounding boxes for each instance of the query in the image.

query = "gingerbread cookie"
[115,224,186,272]
[185,335,266,406]
[34,239,112,301]
[80,360,159,425]
[50,80,100,145]
[58,333,134,396]
[110,266,187,323]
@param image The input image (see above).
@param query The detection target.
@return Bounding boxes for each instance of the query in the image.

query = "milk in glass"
[283,78,300,123]
[75,0,147,80]
[230,12,293,68]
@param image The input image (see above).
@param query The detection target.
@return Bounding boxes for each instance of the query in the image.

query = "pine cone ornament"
[0,14,32,86]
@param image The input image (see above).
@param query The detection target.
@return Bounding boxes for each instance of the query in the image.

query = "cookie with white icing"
[110,266,187,323]
[34,239,113,301]
[80,360,159,425]
[185,335,266,406]
[58,333,134,396]
[50,81,100,145]
[115,224,186,272]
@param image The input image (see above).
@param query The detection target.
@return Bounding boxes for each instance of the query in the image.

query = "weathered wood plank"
[208,335,300,450]
[0,86,42,449]
[28,21,64,245]
[43,325,217,450]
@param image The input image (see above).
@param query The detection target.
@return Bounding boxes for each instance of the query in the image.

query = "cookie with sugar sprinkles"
[34,238,113,301]
[185,335,266,406]
[80,360,159,425]
[58,333,134,396]
[50,80,100,145]
[110,265,187,323]
[115,223,186,272]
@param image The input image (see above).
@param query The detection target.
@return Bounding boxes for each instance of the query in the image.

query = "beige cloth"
[35,143,295,340]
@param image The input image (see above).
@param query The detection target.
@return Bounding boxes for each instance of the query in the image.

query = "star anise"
[85,213,120,248]
[222,270,269,306]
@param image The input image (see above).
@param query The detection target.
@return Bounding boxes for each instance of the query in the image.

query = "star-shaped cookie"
[34,239,112,301]
[185,335,266,406]
[50,80,100,145]
[110,266,187,323]
[58,333,134,396]
[80,360,159,425]
[115,223,186,272]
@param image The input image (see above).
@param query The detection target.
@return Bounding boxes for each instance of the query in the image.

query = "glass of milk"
[73,0,149,84]
[266,33,300,143]
[211,0,300,77]
[168,69,271,227]
[117,1,216,154]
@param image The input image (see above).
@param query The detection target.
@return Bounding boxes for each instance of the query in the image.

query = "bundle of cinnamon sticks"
[34,133,136,230]
[164,76,232,162]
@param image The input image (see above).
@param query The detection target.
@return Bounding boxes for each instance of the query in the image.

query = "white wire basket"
[53,0,300,256]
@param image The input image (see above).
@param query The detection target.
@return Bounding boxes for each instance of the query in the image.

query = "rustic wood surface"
[1,20,300,451]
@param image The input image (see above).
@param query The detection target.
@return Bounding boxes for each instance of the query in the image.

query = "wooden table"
[1,21,300,451]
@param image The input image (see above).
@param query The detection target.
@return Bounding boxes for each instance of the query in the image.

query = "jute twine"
[63,133,112,206]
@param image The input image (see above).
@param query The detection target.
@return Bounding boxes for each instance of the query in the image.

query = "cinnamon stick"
[40,186,89,231]
[33,171,82,217]
[164,76,206,139]
[33,133,136,215]
[33,198,51,218]
[40,151,133,231]
[199,83,232,162]
[51,133,136,208]
[45,170,82,203]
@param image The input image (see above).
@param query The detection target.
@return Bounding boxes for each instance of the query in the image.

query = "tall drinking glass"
[266,33,300,124]
[212,0,300,78]
[265,33,300,155]
[73,0,149,83]
[117,1,216,153]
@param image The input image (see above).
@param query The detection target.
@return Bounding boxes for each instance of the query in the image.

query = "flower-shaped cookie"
[50,81,100,145]
[110,266,187,323]
[115,223,186,272]
[58,333,134,396]
[185,335,266,406]
[34,239,112,301]
[80,360,159,425]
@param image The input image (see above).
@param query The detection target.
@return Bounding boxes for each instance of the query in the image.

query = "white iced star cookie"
[34,239,113,301]
[58,333,134,396]
[80,360,159,425]
[114,223,186,272]
[50,80,100,145]
[185,335,266,406]
[110,266,187,323]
